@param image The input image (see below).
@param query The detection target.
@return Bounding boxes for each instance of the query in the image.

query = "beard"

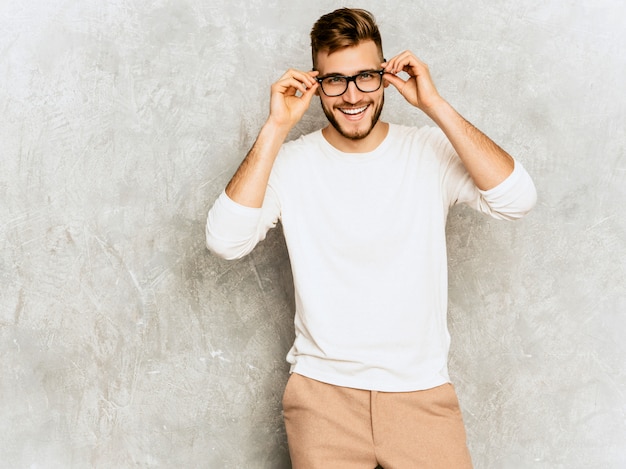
[321,94,384,141]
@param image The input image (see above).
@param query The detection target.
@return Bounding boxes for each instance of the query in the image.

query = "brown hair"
[310,8,383,69]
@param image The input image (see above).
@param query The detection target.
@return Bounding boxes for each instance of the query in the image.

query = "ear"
[311,68,320,96]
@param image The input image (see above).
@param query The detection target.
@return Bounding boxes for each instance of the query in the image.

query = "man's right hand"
[268,69,319,131]
[223,69,319,208]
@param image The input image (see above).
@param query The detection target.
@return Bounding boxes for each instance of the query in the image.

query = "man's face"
[315,40,385,142]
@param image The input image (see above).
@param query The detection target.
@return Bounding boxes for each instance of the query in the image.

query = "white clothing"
[206,124,536,392]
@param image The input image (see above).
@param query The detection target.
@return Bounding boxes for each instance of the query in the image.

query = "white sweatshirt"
[206,124,537,392]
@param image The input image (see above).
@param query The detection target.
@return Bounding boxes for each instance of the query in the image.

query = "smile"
[339,105,369,115]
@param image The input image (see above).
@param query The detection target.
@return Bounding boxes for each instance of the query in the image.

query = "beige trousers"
[283,373,473,469]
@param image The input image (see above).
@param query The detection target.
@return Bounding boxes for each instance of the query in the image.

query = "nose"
[342,80,362,103]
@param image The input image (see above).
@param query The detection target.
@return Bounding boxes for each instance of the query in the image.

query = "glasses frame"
[315,69,385,97]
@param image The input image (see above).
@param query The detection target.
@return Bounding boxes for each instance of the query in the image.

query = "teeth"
[341,106,367,115]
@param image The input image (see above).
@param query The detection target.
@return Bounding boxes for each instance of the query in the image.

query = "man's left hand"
[383,51,445,114]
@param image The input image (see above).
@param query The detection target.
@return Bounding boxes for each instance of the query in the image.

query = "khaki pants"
[283,373,473,469]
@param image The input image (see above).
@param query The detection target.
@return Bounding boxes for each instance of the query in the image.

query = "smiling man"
[206,8,536,469]
[316,40,386,146]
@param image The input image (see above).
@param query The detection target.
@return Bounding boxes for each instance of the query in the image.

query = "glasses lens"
[321,77,348,97]
[356,71,382,92]
[320,71,383,96]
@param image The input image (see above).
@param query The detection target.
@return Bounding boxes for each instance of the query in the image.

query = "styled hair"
[310,8,383,69]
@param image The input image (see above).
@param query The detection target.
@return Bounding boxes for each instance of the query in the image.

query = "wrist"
[420,96,450,120]
[263,117,293,140]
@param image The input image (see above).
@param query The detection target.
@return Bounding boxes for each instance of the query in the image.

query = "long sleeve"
[203,125,538,392]
[472,160,537,220]
[433,126,537,220]
[205,187,281,260]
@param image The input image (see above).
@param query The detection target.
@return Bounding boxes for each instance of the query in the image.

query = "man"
[206,8,536,469]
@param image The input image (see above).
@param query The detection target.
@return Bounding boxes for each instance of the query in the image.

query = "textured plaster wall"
[1,0,624,468]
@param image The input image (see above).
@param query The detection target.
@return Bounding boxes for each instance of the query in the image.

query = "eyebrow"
[318,68,382,78]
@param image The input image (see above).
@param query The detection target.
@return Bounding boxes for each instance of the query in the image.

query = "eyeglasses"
[316,70,385,97]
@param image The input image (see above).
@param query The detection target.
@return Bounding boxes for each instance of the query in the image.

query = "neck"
[322,121,389,153]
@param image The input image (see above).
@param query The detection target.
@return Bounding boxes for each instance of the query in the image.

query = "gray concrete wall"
[1,0,624,467]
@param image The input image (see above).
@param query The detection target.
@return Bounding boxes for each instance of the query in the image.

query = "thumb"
[383,73,406,92]
[300,82,319,107]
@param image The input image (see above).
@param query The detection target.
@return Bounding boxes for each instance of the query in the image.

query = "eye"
[358,72,376,81]
[324,76,346,85]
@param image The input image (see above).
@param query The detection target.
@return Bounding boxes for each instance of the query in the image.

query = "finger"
[382,51,408,74]
[299,81,319,106]
[384,51,423,75]
[280,69,318,89]
[386,57,414,75]
[275,76,312,96]
[383,72,407,93]
[273,78,319,103]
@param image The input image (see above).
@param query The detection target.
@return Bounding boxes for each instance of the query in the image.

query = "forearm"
[425,99,514,191]
[225,121,290,208]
